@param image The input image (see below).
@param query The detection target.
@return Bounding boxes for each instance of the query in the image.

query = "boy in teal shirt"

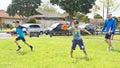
[13,21,33,52]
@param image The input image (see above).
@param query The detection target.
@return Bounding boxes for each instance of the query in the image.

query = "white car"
[11,24,43,37]
[22,24,43,37]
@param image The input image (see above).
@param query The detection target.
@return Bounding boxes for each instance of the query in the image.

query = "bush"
[118,23,120,29]
[3,24,14,29]
[28,17,36,23]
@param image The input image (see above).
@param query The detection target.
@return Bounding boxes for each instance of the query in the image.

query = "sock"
[18,46,21,49]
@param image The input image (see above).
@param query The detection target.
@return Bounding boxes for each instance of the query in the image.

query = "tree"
[50,0,96,25]
[28,17,36,23]
[37,2,56,13]
[7,0,41,17]
[91,5,100,15]
[99,0,120,16]
[113,16,120,28]
[94,14,102,19]
[73,12,89,23]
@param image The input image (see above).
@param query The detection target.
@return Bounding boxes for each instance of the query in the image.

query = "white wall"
[3,18,23,25]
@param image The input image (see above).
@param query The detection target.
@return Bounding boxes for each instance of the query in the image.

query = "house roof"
[33,10,68,18]
[0,10,23,19]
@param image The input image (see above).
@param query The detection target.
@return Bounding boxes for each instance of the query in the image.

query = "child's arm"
[82,29,92,35]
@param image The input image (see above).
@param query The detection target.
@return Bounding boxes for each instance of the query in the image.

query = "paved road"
[0,33,12,38]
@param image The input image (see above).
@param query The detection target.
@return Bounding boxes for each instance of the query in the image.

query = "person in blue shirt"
[101,14,116,50]
[13,21,33,52]
[67,20,92,58]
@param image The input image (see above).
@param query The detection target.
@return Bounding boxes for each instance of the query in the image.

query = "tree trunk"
[69,13,73,26]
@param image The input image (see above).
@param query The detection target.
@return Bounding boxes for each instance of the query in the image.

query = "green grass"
[0,35,120,68]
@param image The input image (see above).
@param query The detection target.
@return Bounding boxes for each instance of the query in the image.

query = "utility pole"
[103,3,104,20]
[107,0,109,16]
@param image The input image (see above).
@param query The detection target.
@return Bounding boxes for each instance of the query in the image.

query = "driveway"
[0,33,12,38]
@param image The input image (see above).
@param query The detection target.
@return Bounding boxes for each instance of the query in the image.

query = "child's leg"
[23,41,33,51]
[70,39,77,58]
[70,49,74,58]
[14,37,21,51]
[83,49,88,56]
[14,40,20,46]
[78,39,88,57]
[24,41,31,46]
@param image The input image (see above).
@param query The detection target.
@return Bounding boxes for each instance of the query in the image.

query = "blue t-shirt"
[16,26,25,38]
[70,27,81,39]
[101,18,116,33]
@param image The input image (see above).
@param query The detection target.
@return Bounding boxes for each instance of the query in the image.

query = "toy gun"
[61,24,68,30]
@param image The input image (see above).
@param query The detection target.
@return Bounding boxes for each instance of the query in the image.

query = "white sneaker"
[85,54,89,58]
[110,46,114,50]
[69,55,73,58]
[108,46,114,51]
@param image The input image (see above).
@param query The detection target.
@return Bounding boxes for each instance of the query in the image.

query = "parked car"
[10,24,43,37]
[10,28,27,35]
[79,24,96,35]
[44,23,72,37]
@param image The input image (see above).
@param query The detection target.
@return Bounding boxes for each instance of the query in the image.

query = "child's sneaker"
[85,54,89,58]
[69,55,73,58]
[16,48,21,52]
[29,45,33,51]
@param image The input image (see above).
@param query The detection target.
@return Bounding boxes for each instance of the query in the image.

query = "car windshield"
[49,23,59,28]
[21,24,31,28]
[29,25,40,28]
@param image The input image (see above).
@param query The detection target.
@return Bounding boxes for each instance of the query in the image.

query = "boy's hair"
[73,20,79,24]
[13,21,20,23]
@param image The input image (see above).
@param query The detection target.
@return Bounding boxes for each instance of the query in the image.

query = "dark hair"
[73,20,79,24]
[13,21,20,23]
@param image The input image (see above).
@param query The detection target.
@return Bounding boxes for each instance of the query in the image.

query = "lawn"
[0,35,120,68]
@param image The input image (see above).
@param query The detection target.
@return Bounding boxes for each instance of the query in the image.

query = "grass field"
[0,35,120,68]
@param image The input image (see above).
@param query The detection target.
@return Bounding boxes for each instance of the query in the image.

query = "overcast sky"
[0,0,120,19]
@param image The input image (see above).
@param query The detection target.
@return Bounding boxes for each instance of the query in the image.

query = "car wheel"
[40,31,43,35]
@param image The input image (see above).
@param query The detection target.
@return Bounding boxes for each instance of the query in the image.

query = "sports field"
[0,35,120,68]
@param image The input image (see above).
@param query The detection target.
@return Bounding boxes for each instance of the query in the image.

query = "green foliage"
[28,17,36,23]
[50,0,96,25]
[113,16,120,27]
[37,2,56,13]
[7,0,41,17]
[3,24,14,29]
[94,14,102,19]
[118,25,120,29]
[73,12,89,23]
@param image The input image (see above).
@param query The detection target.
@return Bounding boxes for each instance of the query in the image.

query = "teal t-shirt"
[16,26,25,38]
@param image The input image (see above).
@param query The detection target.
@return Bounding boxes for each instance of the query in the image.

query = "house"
[31,10,70,28]
[0,10,23,25]
[89,19,104,25]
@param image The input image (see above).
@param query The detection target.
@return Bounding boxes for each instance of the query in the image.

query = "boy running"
[67,20,92,58]
[13,21,33,52]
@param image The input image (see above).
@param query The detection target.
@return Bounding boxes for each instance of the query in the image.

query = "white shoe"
[85,54,89,58]
[110,46,114,50]
[108,46,114,51]
[69,55,73,58]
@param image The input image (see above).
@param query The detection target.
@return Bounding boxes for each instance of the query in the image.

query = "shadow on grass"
[77,57,92,61]
[71,57,92,64]
[111,49,120,53]
[18,51,30,55]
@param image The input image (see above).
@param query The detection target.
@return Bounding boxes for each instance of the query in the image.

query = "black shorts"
[105,34,111,39]
[72,39,85,50]
[16,36,26,42]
